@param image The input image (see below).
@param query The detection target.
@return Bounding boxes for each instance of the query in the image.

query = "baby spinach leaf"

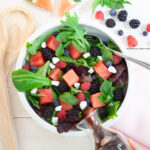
[12,69,51,92]
[59,92,77,105]
[27,92,40,109]
[98,80,114,104]
[107,101,120,119]
[55,43,64,57]
[36,61,50,76]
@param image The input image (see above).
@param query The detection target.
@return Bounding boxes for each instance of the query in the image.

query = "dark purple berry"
[42,48,55,61]
[42,106,53,120]
[98,106,108,119]
[53,100,60,107]
[90,81,100,94]
[110,9,117,16]
[58,81,69,93]
[30,65,38,72]
[90,46,101,57]
[86,98,92,107]
[105,18,116,28]
[113,89,124,102]
[143,31,148,36]
[105,60,113,67]
[118,30,124,36]
[91,74,98,81]
[118,10,128,22]
[53,31,59,37]
[63,49,70,56]
[129,19,140,29]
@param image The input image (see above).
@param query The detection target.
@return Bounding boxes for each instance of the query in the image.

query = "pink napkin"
[112,54,150,150]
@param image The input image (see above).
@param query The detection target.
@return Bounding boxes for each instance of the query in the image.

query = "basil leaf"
[27,92,40,109]
[56,31,73,42]
[70,87,89,95]
[30,93,44,98]
[36,61,50,76]
[12,69,51,92]
[52,89,58,100]
[59,92,77,105]
[55,43,64,57]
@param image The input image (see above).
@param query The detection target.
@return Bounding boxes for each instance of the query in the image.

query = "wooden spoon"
[0,7,35,150]
[1,7,36,76]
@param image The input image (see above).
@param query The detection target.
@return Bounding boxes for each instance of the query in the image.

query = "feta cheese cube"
[31,88,38,94]
[51,80,60,86]
[55,106,62,112]
[49,63,55,69]
[80,101,87,110]
[52,117,58,125]
[52,57,60,64]
[97,56,103,61]
[74,82,80,89]
[88,67,94,74]
[41,42,46,48]
[83,52,91,58]
[108,66,117,74]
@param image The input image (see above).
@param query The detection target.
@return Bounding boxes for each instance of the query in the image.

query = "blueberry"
[53,31,59,37]
[86,98,92,107]
[143,31,148,36]
[63,49,70,56]
[105,60,113,67]
[30,66,38,72]
[118,30,124,36]
[91,74,98,81]
[110,9,117,16]
[53,100,60,107]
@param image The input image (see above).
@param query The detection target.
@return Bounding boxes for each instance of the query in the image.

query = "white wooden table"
[0,0,150,150]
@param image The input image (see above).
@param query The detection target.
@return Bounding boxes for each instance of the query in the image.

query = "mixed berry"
[12,13,128,133]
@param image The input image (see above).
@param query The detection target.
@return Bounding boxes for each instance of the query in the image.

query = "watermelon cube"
[49,67,63,81]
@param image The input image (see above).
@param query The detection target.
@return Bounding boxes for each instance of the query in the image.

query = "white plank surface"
[1,0,150,150]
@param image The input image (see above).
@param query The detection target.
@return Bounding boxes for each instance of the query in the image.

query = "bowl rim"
[15,19,134,137]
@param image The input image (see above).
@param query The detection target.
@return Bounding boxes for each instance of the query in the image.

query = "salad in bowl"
[12,13,128,134]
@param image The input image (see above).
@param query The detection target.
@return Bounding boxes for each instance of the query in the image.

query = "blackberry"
[98,106,108,119]
[30,65,38,72]
[90,81,100,94]
[118,30,124,36]
[63,49,70,56]
[57,122,73,133]
[105,60,113,67]
[53,31,59,37]
[62,63,77,73]
[118,10,128,22]
[90,46,101,57]
[67,109,81,118]
[143,31,148,36]
[110,9,117,16]
[113,89,124,102]
[105,19,116,28]
[53,100,60,107]
[41,48,55,61]
[129,19,140,29]
[58,81,69,93]
[42,106,53,120]
[75,66,89,76]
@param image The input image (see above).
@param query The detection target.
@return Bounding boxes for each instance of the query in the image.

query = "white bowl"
[15,19,133,137]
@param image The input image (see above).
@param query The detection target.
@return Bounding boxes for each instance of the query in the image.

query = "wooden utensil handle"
[0,60,18,150]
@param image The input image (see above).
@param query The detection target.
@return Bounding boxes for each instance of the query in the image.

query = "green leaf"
[48,110,57,123]
[25,53,30,62]
[70,87,89,95]
[107,40,120,52]
[52,90,58,100]
[36,61,50,76]
[107,101,120,119]
[56,31,73,42]
[12,69,51,92]
[92,0,100,12]
[30,93,44,98]
[98,80,114,104]
[59,72,63,81]
[59,92,77,105]
[97,43,113,62]
[55,43,64,57]
[27,92,40,109]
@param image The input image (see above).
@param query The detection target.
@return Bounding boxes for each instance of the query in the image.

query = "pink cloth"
[112,58,150,150]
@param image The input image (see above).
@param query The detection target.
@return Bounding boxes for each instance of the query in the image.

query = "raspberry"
[105,19,116,28]
[113,55,122,65]
[41,47,55,61]
[81,81,91,91]
[146,24,150,32]
[56,61,67,69]
[95,11,104,21]
[76,93,85,104]
[118,10,128,22]
[90,46,101,57]
[22,65,30,71]
[58,81,69,93]
[113,89,124,102]
[57,110,66,120]
[127,35,138,48]
[129,19,140,29]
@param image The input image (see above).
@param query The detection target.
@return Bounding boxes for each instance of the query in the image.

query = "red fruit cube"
[55,61,67,69]
[81,81,91,91]
[22,65,30,71]
[49,67,63,81]
[69,43,82,59]
[57,110,66,120]
[90,92,105,108]
[46,35,60,51]
[146,24,150,32]
[127,35,138,48]
[113,55,122,65]
[94,61,112,80]
[95,11,104,21]
[30,51,45,67]
[38,88,53,104]
[60,101,73,111]
[76,92,85,104]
